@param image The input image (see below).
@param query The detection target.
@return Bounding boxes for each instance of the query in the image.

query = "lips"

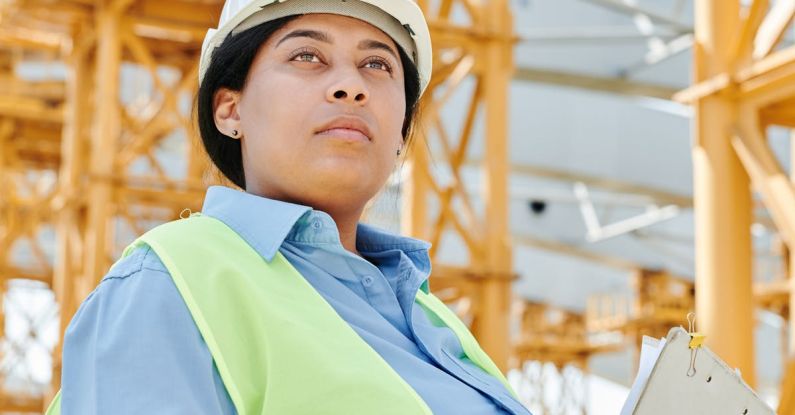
[316,116,372,142]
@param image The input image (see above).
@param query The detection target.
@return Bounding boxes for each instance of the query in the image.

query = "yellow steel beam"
[82,2,123,298]
[0,75,65,101]
[470,0,513,371]
[0,27,65,51]
[404,0,515,371]
[0,392,42,413]
[693,0,756,388]
[739,56,795,109]
[731,113,795,247]
[676,44,795,105]
[0,266,51,283]
[781,358,795,414]
[0,95,63,123]
[752,0,795,60]
[731,0,769,67]
[50,26,92,402]
[130,0,221,27]
[760,100,795,128]
[738,43,795,82]
[786,133,795,415]
[131,17,209,44]
[0,120,12,302]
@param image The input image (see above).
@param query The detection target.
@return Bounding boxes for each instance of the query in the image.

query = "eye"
[363,57,392,73]
[295,53,319,62]
[290,48,323,64]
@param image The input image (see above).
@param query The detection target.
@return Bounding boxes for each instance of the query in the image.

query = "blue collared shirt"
[61,186,531,414]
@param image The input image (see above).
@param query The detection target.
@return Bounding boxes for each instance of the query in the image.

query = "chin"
[313,170,381,194]
[308,156,388,187]
[314,158,368,177]
[319,174,373,191]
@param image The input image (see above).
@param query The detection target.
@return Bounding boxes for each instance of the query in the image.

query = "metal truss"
[404,0,516,370]
[0,1,220,412]
[0,17,65,410]
[674,0,795,408]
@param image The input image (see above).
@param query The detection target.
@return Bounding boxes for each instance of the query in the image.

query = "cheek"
[374,110,404,166]
[241,81,295,131]
[369,85,406,172]
[374,84,407,138]
[239,80,312,157]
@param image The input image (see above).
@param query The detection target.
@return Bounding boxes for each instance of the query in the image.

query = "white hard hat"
[200,0,433,96]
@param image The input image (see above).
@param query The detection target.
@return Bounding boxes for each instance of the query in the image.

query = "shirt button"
[311,219,322,230]
[362,275,374,287]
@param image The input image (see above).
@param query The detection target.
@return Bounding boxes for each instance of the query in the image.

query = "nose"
[326,70,369,105]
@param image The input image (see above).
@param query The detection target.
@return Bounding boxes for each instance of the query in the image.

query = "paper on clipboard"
[620,336,666,415]
[621,327,775,415]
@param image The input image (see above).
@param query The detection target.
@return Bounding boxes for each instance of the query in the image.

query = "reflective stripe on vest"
[46,215,515,414]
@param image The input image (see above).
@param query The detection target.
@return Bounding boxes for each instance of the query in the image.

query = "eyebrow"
[358,39,399,62]
[276,29,399,62]
[276,29,331,46]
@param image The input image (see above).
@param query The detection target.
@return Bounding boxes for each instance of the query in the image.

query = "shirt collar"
[356,222,431,254]
[356,222,432,276]
[201,186,433,275]
[201,186,311,261]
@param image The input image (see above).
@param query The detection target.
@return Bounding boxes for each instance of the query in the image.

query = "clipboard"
[628,327,775,415]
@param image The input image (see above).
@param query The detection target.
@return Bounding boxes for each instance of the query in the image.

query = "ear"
[213,87,242,139]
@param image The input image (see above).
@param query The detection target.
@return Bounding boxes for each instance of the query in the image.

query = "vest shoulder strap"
[415,291,516,397]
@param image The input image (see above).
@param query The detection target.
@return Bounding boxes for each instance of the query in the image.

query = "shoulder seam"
[99,245,169,284]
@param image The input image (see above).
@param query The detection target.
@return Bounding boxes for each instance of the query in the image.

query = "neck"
[326,207,363,256]
[243,185,366,256]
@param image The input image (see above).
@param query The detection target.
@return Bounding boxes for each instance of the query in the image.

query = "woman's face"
[214,13,407,213]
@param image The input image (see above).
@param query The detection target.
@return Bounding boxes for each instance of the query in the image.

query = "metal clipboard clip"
[686,312,706,377]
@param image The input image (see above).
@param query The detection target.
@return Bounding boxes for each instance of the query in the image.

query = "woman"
[48,0,532,414]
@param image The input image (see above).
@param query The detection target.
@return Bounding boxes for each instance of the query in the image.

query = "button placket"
[362,275,375,287]
[442,349,490,387]
[442,349,523,411]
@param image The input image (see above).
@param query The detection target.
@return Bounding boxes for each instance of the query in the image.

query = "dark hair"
[197,15,422,189]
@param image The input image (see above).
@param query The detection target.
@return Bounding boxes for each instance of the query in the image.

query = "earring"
[397,148,402,156]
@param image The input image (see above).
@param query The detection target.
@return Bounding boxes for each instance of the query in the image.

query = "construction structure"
[404,0,516,371]
[0,0,794,414]
[1,1,214,411]
[675,0,795,407]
